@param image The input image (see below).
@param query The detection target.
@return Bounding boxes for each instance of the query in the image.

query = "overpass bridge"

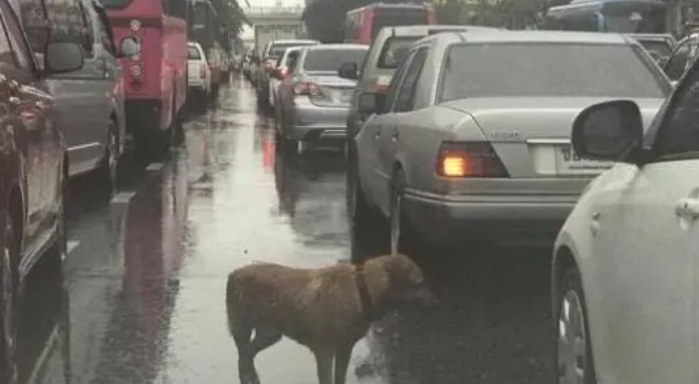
[244,5,305,25]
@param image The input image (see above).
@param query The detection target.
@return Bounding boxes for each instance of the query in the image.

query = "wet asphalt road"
[26,77,555,384]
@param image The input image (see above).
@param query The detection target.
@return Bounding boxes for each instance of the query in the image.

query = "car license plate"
[556,145,612,175]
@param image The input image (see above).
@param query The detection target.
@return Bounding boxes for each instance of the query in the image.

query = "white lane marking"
[67,240,80,255]
[111,191,136,205]
[146,162,164,171]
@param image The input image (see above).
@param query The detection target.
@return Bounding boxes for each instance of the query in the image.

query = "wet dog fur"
[225,254,437,384]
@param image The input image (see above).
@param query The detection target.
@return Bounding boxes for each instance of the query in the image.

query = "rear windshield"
[269,43,314,58]
[378,37,416,68]
[636,39,673,58]
[439,43,669,101]
[302,48,368,72]
[371,8,428,40]
[188,46,201,60]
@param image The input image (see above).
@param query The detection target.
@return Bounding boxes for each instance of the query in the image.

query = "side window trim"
[384,50,416,112]
[394,47,428,113]
[0,0,31,71]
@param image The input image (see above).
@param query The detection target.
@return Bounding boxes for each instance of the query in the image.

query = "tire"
[0,214,18,384]
[348,159,388,263]
[95,119,119,200]
[389,170,421,257]
[556,267,597,384]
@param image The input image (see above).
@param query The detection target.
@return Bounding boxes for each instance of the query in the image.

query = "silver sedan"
[275,44,368,153]
[349,31,671,256]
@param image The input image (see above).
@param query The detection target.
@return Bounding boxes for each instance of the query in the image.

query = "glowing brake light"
[436,142,509,178]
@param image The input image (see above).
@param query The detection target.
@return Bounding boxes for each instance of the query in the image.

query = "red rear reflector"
[436,142,508,178]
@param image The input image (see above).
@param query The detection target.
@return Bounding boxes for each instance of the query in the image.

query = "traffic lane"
[34,79,553,384]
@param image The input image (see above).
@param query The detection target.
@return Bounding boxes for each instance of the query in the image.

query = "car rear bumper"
[287,101,349,141]
[402,188,579,246]
[187,76,207,91]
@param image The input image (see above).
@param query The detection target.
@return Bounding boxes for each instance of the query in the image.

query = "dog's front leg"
[313,350,334,384]
[333,343,355,384]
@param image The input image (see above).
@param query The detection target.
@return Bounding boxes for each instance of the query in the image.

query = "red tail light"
[436,142,508,178]
[293,82,321,97]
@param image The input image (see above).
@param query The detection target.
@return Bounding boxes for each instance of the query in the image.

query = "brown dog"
[226,254,437,384]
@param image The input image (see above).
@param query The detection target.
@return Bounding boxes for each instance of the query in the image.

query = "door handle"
[675,198,699,220]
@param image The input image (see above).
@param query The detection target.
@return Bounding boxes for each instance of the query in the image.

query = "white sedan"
[553,65,699,384]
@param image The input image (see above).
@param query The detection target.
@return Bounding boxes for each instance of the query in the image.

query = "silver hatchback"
[275,44,368,153]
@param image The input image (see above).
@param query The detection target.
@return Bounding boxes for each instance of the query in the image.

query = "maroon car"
[0,1,86,382]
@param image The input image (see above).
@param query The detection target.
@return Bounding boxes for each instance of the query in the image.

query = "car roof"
[422,30,633,45]
[379,24,502,38]
[271,39,319,45]
[304,44,368,51]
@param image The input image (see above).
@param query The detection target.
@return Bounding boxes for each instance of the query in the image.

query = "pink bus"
[103,0,188,158]
[344,3,437,45]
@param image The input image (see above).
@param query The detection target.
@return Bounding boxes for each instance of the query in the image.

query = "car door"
[377,47,428,211]
[0,0,54,239]
[357,50,415,214]
[589,66,699,384]
[45,0,109,174]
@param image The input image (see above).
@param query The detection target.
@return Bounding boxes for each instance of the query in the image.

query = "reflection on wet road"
[33,78,554,384]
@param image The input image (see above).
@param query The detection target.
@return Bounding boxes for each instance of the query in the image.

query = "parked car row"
[239,24,699,384]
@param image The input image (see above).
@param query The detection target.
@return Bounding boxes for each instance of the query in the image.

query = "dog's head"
[375,254,438,308]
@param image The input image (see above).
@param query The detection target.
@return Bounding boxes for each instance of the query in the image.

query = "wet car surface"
[27,78,554,384]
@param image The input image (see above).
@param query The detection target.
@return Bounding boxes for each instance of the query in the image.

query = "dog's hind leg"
[233,326,254,384]
[333,342,355,384]
[313,350,334,384]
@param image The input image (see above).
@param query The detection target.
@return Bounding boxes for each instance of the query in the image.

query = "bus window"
[371,8,429,40]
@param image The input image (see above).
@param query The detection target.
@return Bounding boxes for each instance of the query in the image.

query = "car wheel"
[556,267,596,384]
[0,214,18,384]
[389,170,421,257]
[349,161,388,263]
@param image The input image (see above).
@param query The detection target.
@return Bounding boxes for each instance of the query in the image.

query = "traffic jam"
[1,0,698,383]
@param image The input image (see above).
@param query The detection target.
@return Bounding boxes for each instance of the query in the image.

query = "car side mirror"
[571,100,644,164]
[358,92,385,114]
[43,40,84,75]
[338,61,358,80]
[118,36,140,58]
[671,80,679,87]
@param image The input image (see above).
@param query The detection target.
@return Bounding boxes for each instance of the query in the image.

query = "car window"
[378,37,416,68]
[44,0,93,57]
[0,0,33,71]
[188,46,201,60]
[383,50,415,113]
[393,48,427,112]
[287,51,300,73]
[666,40,691,80]
[302,48,367,72]
[19,0,49,54]
[653,66,699,158]
[92,2,117,57]
[76,1,94,57]
[439,43,669,101]
[0,2,17,67]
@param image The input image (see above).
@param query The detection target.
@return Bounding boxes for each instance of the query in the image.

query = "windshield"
[439,43,668,101]
[188,46,201,60]
[371,8,429,39]
[378,37,416,68]
[302,48,368,72]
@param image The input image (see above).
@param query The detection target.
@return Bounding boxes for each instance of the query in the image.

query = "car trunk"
[441,97,664,195]
[303,72,358,107]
